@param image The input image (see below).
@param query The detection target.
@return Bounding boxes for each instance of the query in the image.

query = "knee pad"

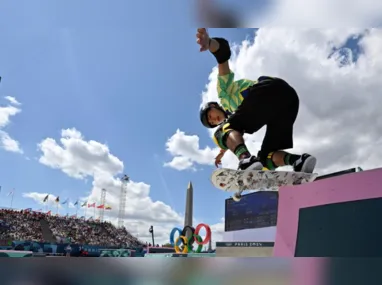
[213,123,233,150]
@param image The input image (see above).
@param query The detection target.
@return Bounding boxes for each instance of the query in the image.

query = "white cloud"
[38,128,123,179]
[0,130,23,153]
[0,106,19,128]
[164,156,195,171]
[35,128,187,244]
[248,0,382,27]
[22,192,62,208]
[4,96,21,106]
[208,217,225,247]
[0,98,23,153]
[165,28,382,175]
[164,129,217,171]
[196,0,379,29]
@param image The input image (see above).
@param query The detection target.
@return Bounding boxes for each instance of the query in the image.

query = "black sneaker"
[238,156,263,171]
[293,153,317,173]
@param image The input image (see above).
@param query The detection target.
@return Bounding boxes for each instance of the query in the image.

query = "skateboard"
[211,168,318,202]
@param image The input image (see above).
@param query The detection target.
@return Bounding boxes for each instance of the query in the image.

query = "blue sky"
[0,1,260,226]
[0,0,372,239]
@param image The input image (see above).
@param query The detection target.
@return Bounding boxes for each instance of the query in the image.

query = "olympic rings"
[169,228,182,245]
[194,223,211,245]
[181,226,195,246]
[174,236,188,253]
[169,223,212,253]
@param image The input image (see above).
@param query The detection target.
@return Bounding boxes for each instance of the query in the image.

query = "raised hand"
[214,149,227,167]
[196,28,210,52]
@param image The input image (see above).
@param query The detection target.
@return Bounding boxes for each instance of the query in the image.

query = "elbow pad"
[210,37,231,64]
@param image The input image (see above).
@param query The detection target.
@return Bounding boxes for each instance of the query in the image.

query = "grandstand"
[0,174,161,257]
[0,208,145,256]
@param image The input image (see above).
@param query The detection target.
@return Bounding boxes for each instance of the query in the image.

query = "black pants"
[226,77,300,163]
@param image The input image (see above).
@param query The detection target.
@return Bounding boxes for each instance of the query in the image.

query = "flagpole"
[10,191,14,208]
[43,195,49,213]
[76,201,79,216]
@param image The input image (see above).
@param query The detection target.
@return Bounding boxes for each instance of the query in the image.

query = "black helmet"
[199,102,226,128]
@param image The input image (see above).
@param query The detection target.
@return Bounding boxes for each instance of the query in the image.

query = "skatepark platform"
[220,167,382,257]
[274,167,382,257]
[215,242,274,257]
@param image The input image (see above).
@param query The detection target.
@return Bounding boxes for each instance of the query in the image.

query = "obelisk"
[184,181,193,228]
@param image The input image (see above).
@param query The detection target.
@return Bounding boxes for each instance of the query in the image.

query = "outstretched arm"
[197,29,240,112]
[209,38,231,76]
[196,28,231,76]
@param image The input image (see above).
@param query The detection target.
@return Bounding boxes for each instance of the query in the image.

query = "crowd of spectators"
[0,208,144,248]
[0,209,43,242]
[103,222,142,248]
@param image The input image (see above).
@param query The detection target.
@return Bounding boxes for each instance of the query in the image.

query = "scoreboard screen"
[224,191,278,232]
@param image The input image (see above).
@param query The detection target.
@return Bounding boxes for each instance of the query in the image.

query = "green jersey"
[217,71,257,113]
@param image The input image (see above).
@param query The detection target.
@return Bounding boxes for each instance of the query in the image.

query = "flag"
[25,208,32,212]
[55,196,60,203]
[105,205,112,210]
[74,200,78,206]
[88,202,95,208]
[97,204,104,209]
[43,195,49,202]
[70,214,76,218]
[81,201,87,207]
[7,190,14,196]
[61,198,68,205]
[47,210,51,215]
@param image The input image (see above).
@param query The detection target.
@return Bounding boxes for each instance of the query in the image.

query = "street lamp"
[149,225,155,246]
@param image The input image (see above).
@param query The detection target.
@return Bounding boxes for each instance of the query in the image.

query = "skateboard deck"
[211,168,318,192]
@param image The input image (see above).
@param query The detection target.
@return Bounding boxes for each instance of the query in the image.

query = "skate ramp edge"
[273,167,382,257]
[215,241,274,257]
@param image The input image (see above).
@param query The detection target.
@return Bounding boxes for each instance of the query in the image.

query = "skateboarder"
[197,28,317,173]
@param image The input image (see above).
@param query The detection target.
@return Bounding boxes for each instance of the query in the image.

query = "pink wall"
[273,167,382,257]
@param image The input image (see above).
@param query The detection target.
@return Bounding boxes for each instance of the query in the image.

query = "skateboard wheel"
[232,193,242,202]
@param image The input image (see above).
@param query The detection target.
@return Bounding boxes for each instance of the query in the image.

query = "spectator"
[0,209,144,248]
[65,244,72,257]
